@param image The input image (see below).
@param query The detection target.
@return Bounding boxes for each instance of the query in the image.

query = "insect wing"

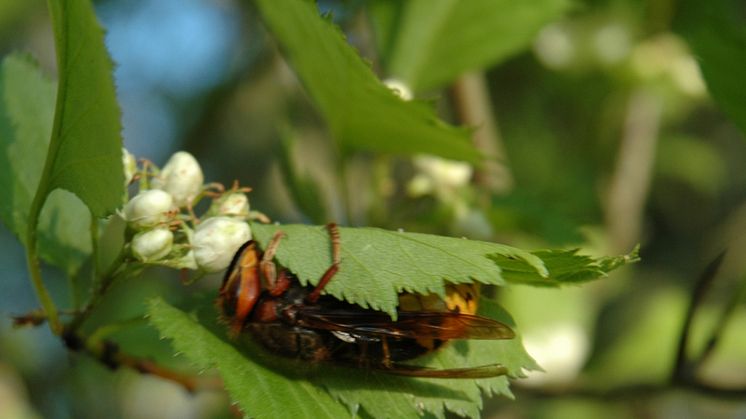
[374,363,509,379]
[294,307,515,340]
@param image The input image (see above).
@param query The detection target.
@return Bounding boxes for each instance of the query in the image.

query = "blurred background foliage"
[1,0,746,418]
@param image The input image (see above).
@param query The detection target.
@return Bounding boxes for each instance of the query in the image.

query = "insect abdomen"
[247,323,330,361]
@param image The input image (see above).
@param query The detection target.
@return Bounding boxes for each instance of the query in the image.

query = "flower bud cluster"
[120,149,254,272]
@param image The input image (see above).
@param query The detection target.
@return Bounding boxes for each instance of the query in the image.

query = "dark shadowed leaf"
[678,0,746,136]
[255,0,481,163]
[385,0,572,91]
[0,54,92,276]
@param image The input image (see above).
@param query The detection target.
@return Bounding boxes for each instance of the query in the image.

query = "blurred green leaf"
[44,0,124,217]
[490,247,639,287]
[37,190,92,277]
[0,54,91,276]
[255,0,481,163]
[0,0,34,40]
[678,0,746,136]
[277,129,328,224]
[0,54,55,242]
[656,136,726,195]
[147,298,350,419]
[490,192,586,245]
[585,286,686,387]
[366,0,405,70]
[385,0,572,91]
[252,223,548,318]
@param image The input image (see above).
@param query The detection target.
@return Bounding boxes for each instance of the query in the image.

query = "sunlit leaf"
[45,0,124,217]
[492,247,639,287]
[255,0,481,163]
[252,223,547,318]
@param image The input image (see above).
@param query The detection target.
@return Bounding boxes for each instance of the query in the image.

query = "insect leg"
[260,230,286,292]
[269,270,292,297]
[381,337,392,368]
[306,223,341,303]
[358,340,369,368]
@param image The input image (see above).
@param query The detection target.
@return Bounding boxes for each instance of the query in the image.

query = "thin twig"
[672,252,727,382]
[24,218,62,334]
[12,308,79,328]
[514,378,746,402]
[87,214,99,311]
[63,332,223,393]
[696,273,746,368]
[605,89,663,253]
[116,353,223,393]
[12,309,49,327]
[66,248,131,333]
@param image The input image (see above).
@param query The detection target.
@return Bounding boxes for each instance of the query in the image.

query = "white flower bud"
[123,189,175,229]
[193,216,252,272]
[132,228,173,262]
[152,151,204,207]
[413,155,473,189]
[211,192,250,218]
[383,78,414,101]
[177,250,198,270]
[406,174,434,197]
[122,148,137,185]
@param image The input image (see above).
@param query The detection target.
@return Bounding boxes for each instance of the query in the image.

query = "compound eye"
[217,241,258,321]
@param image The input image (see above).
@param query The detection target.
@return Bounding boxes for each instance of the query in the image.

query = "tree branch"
[450,72,513,196]
[696,274,746,367]
[672,252,726,382]
[62,331,223,394]
[513,378,746,402]
[605,89,662,253]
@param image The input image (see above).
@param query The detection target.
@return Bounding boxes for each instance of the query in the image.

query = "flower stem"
[25,181,62,334]
[66,247,129,333]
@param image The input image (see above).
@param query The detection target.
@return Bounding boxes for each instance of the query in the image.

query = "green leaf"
[147,298,350,419]
[37,190,92,277]
[0,54,56,242]
[251,223,548,318]
[149,298,536,419]
[255,0,481,163]
[492,247,640,287]
[0,54,91,276]
[252,224,638,314]
[678,0,746,136]
[385,0,572,91]
[44,0,124,217]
